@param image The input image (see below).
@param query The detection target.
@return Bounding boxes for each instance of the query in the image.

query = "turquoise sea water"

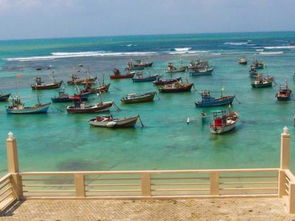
[0,32,295,173]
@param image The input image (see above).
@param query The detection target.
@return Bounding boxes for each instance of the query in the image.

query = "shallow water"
[0,32,295,173]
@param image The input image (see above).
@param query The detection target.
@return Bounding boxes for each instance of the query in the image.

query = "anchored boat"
[238,57,247,65]
[132,73,160,83]
[195,90,235,107]
[88,115,139,128]
[190,67,214,76]
[66,100,113,114]
[276,82,292,101]
[110,69,135,79]
[251,76,273,88]
[153,77,181,86]
[81,83,110,94]
[158,82,194,93]
[51,89,88,103]
[0,93,11,102]
[166,63,187,73]
[210,111,239,134]
[31,76,63,90]
[121,92,156,104]
[126,60,153,71]
[6,96,51,114]
[67,73,97,85]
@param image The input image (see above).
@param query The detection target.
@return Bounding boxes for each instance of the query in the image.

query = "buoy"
[187,117,190,124]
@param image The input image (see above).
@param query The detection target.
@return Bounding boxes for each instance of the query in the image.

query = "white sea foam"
[264,45,295,49]
[174,47,192,52]
[6,51,158,62]
[224,42,249,46]
[256,49,264,52]
[168,50,208,55]
[259,51,284,55]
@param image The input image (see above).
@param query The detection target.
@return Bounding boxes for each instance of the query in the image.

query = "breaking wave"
[174,47,192,52]
[6,51,158,62]
[259,51,284,55]
[264,45,295,49]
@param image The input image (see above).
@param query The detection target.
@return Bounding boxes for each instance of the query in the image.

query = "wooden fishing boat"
[276,83,292,101]
[210,111,239,134]
[66,101,113,114]
[238,57,247,65]
[67,74,97,85]
[81,83,110,94]
[121,92,156,104]
[0,93,11,102]
[188,59,209,70]
[88,115,139,128]
[126,60,153,71]
[31,77,63,90]
[195,90,235,107]
[251,76,273,88]
[110,69,135,79]
[132,73,160,83]
[153,77,181,86]
[251,60,264,69]
[6,96,51,114]
[51,90,88,103]
[166,63,187,73]
[190,67,214,76]
[158,82,194,93]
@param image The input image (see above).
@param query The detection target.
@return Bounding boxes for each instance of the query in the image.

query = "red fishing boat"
[110,68,135,79]
[210,111,239,134]
[158,82,194,93]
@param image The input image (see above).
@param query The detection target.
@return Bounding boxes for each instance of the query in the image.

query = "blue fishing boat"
[190,67,214,76]
[6,96,51,114]
[51,89,88,103]
[195,90,235,107]
[132,73,160,83]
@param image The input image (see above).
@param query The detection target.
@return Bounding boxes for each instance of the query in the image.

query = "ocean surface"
[0,32,295,173]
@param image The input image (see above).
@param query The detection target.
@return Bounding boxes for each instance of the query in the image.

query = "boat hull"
[89,116,139,128]
[210,123,236,134]
[6,103,51,114]
[67,77,97,85]
[195,96,235,107]
[132,75,159,83]
[159,84,193,93]
[121,92,156,104]
[31,81,63,90]
[110,73,135,79]
[66,101,113,114]
[190,68,214,76]
[251,82,272,88]
[0,93,11,102]
[153,77,181,86]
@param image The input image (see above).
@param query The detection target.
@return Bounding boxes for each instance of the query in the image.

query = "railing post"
[278,170,287,197]
[6,132,23,200]
[74,174,85,198]
[210,171,219,195]
[141,173,151,197]
[289,183,295,213]
[280,126,290,169]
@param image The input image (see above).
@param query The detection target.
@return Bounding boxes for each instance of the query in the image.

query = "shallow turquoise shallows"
[1,32,295,173]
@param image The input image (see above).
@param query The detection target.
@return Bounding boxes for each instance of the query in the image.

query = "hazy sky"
[0,0,295,40]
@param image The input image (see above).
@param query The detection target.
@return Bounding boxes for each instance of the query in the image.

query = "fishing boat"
[66,101,114,114]
[166,63,187,73]
[88,115,139,128]
[67,73,97,85]
[121,92,156,104]
[251,76,273,88]
[0,93,11,102]
[81,83,110,94]
[238,57,247,65]
[276,83,292,101]
[210,111,239,134]
[158,82,194,93]
[153,77,181,86]
[132,73,160,83]
[126,60,153,71]
[251,60,264,69]
[188,59,209,70]
[190,67,214,76]
[51,89,88,103]
[110,69,135,79]
[31,76,63,90]
[6,96,51,114]
[195,90,235,107]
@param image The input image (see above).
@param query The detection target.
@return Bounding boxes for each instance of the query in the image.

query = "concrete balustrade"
[0,128,295,214]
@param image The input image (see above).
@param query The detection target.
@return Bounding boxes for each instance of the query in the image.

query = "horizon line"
[1,30,295,42]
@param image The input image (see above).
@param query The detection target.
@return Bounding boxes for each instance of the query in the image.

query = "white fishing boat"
[210,111,239,134]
